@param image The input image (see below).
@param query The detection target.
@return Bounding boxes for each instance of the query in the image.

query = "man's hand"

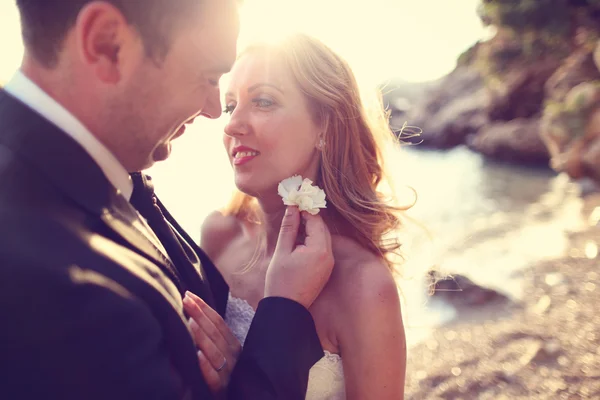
[265,206,334,309]
[183,291,242,397]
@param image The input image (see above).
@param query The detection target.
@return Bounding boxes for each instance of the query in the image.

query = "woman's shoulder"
[330,235,391,277]
[323,236,404,351]
[200,210,244,261]
[328,235,400,313]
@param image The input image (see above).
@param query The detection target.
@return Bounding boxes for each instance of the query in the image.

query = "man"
[0,1,334,399]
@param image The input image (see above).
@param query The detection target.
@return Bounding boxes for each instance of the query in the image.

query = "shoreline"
[405,193,600,399]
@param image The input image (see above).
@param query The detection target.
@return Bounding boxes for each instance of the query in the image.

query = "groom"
[0,1,334,399]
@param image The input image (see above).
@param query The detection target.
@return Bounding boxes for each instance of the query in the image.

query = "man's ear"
[74,2,136,84]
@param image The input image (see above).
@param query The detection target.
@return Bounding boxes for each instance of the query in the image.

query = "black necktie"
[129,172,214,304]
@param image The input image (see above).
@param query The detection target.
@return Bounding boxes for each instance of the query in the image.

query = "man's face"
[114,0,239,171]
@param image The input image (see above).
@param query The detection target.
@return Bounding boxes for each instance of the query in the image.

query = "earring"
[317,138,326,150]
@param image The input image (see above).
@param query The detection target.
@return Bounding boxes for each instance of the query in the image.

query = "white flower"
[278,175,327,215]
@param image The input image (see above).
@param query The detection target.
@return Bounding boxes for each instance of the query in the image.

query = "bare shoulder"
[328,235,401,316]
[200,210,243,261]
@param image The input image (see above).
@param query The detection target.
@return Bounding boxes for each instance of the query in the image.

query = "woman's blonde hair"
[224,33,414,269]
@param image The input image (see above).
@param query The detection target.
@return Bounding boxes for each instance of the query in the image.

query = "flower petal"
[278,175,327,215]
[278,175,303,199]
[305,207,320,215]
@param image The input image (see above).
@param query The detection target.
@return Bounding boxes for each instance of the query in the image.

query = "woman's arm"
[337,261,407,399]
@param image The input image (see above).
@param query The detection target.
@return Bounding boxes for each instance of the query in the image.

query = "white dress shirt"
[4,70,133,200]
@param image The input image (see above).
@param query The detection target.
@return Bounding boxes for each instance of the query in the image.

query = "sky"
[0,0,489,84]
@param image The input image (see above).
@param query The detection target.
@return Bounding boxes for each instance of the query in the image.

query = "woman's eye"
[253,98,274,108]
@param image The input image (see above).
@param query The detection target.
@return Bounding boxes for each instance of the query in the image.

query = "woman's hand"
[183,291,242,396]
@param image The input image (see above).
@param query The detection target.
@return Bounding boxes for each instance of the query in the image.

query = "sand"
[405,194,600,399]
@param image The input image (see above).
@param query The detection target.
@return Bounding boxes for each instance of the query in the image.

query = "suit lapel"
[104,191,185,290]
[166,217,216,304]
[0,90,182,294]
[158,197,229,314]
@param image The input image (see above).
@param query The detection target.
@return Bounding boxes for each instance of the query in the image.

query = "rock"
[545,48,600,104]
[565,81,600,112]
[532,295,552,314]
[428,271,510,307]
[527,339,562,364]
[402,66,489,148]
[584,241,599,259]
[519,340,544,366]
[589,206,600,226]
[386,31,600,177]
[539,46,600,183]
[582,140,600,182]
[578,178,600,197]
[382,79,439,129]
[541,82,600,180]
[467,118,550,164]
[486,59,562,121]
[594,40,600,71]
[544,272,566,287]
[544,339,561,355]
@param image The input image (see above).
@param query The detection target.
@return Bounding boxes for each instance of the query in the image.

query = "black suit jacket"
[0,89,323,400]
[152,195,229,317]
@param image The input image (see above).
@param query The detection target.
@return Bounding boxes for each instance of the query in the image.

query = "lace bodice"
[225,295,346,400]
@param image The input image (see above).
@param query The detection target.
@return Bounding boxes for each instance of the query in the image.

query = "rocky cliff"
[386,0,600,182]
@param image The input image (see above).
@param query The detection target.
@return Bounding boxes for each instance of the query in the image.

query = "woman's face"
[223,53,322,201]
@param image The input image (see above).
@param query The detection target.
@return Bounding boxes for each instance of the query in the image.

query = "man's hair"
[16,0,200,67]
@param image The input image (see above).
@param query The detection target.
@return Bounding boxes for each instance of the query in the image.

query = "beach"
[405,193,600,399]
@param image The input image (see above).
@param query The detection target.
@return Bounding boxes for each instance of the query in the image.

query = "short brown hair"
[16,0,201,67]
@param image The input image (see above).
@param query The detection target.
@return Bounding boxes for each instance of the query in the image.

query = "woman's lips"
[233,151,259,166]
[231,146,261,166]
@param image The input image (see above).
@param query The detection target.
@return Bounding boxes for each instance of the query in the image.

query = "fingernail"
[286,207,295,216]
[187,292,204,306]
[183,295,193,306]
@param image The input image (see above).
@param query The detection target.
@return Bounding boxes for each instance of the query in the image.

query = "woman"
[200,34,407,399]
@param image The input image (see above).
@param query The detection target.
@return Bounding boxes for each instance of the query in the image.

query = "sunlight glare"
[0,3,24,85]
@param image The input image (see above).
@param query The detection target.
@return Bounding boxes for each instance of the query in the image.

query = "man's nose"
[201,89,222,119]
[224,107,248,138]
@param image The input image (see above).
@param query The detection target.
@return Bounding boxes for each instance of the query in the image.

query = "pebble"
[544,339,561,355]
[532,295,552,314]
[585,282,596,292]
[545,272,565,286]
[585,241,599,259]
[589,207,600,225]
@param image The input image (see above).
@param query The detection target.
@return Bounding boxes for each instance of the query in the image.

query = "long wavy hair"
[224,34,414,270]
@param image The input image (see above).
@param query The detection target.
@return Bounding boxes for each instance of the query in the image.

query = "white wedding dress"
[225,294,346,400]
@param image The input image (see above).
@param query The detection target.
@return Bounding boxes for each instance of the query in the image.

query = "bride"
[201,34,407,399]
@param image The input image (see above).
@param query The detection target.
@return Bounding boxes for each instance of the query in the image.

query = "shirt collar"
[3,70,133,200]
